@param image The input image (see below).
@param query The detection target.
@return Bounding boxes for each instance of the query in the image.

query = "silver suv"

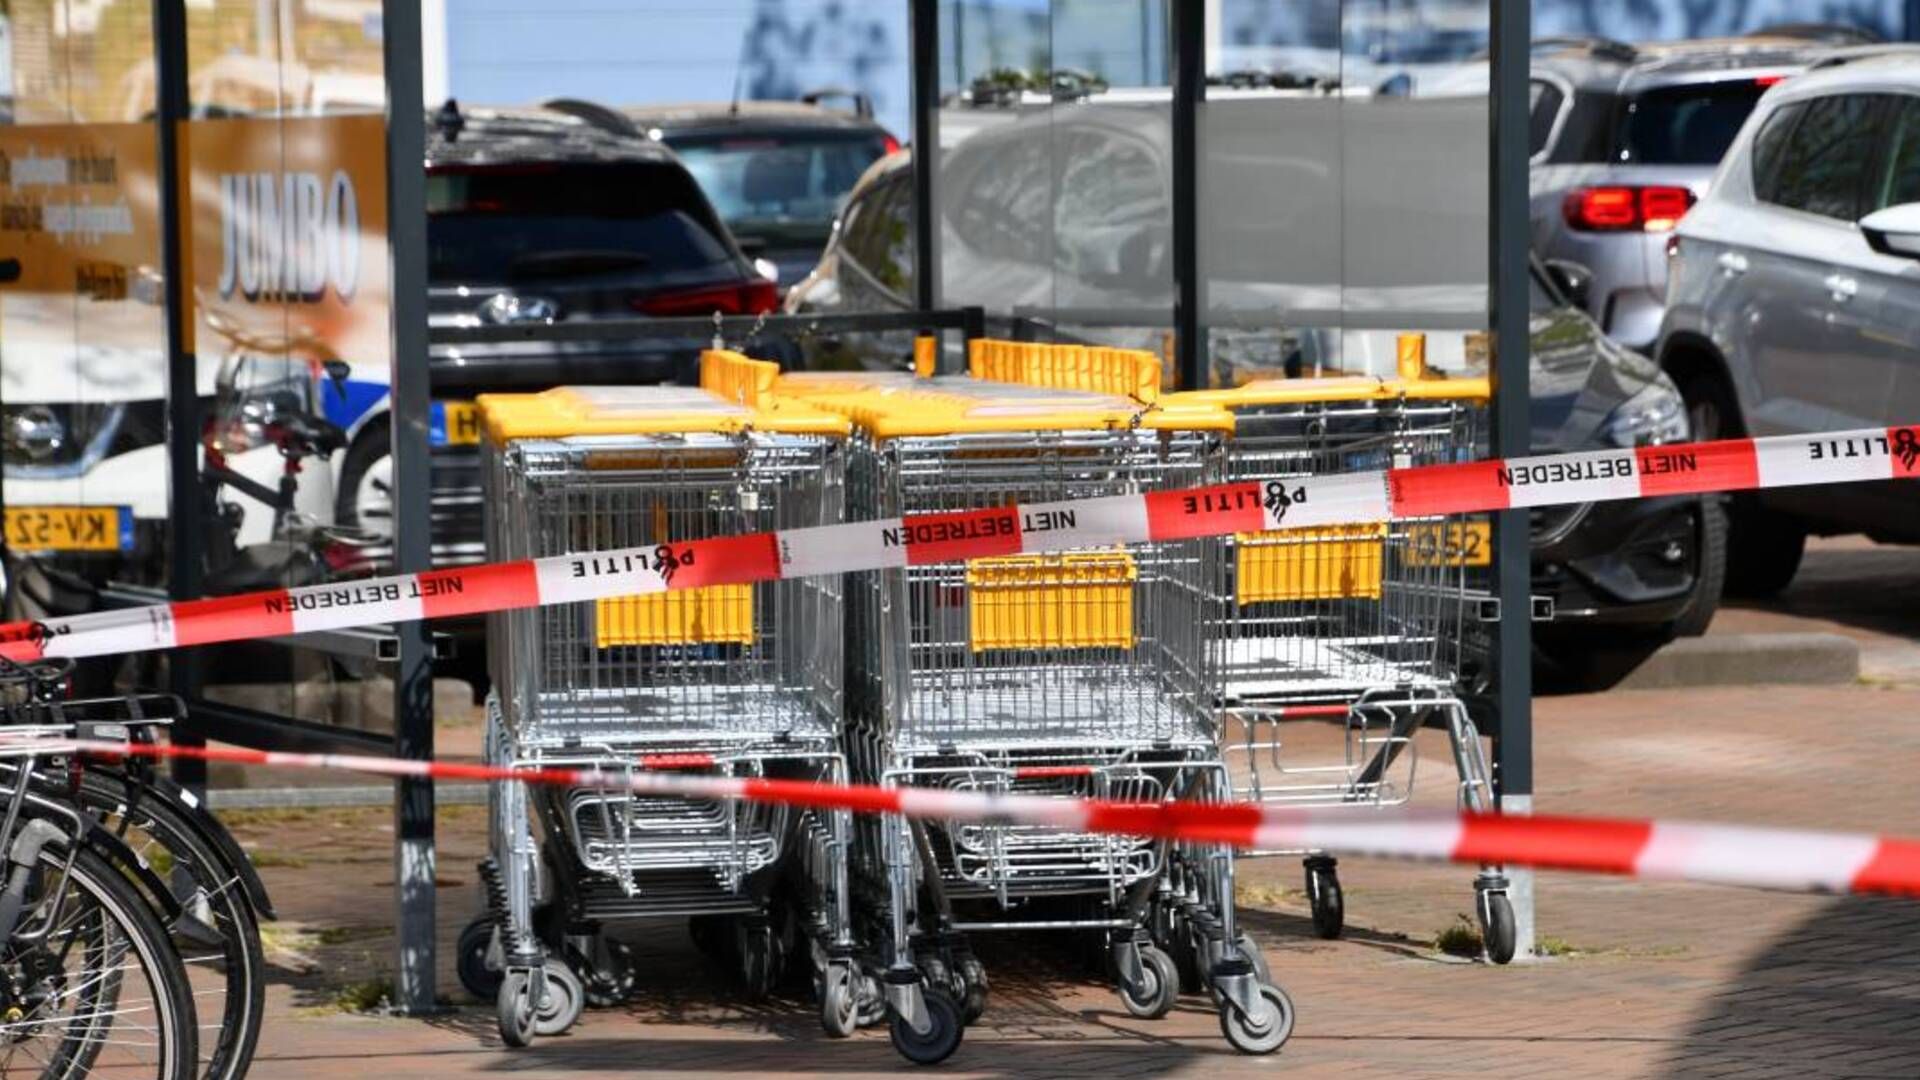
[1525,34,1832,351]
[1659,48,1920,595]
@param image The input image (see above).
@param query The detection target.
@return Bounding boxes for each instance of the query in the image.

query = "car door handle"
[1825,274,1858,301]
[1716,251,1749,275]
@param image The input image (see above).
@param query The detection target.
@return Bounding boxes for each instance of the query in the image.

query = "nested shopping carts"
[472,368,870,1046]
[986,338,1516,962]
[761,357,1297,1061]
[1163,370,1516,958]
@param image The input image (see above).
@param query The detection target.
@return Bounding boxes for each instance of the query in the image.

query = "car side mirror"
[1543,258,1594,310]
[1860,203,1920,260]
[322,359,352,395]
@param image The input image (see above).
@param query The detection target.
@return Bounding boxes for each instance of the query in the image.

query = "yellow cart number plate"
[5,506,133,552]
[1407,521,1492,567]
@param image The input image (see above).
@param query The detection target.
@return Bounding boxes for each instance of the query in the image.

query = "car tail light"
[881,133,902,155]
[1563,185,1696,233]
[1754,74,1787,88]
[632,280,778,317]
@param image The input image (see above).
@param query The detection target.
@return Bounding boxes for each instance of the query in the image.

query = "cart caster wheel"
[1480,891,1517,965]
[820,963,859,1038]
[1234,933,1272,986]
[534,957,585,1036]
[890,987,965,1066]
[958,954,989,1024]
[738,919,779,999]
[689,913,732,962]
[1170,919,1205,994]
[1306,862,1344,940]
[578,937,636,1008]
[1119,944,1180,1020]
[1219,982,1295,1055]
[496,971,537,1048]
[457,916,503,1000]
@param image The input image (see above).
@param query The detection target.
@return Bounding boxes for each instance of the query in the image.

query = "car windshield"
[1618,81,1771,165]
[425,164,734,283]
[671,133,889,235]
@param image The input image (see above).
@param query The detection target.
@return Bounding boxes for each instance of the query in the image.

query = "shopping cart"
[1164,360,1517,959]
[984,337,1515,961]
[765,362,1297,1061]
[472,365,871,1046]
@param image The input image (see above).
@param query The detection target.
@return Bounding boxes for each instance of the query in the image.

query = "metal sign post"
[1489,0,1537,960]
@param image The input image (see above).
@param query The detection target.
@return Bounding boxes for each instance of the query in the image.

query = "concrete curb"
[1618,632,1860,691]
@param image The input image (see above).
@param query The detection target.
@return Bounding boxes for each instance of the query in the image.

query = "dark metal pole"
[1489,0,1534,956]
[910,0,942,314]
[152,0,206,793]
[382,0,439,1015]
[1170,0,1203,390]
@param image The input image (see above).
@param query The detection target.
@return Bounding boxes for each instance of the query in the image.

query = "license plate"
[1406,521,1492,567]
[430,400,480,447]
[4,506,134,552]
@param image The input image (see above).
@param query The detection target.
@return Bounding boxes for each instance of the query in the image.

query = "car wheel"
[1670,366,1804,598]
[1667,498,1726,638]
[336,419,393,541]
[1726,505,1806,597]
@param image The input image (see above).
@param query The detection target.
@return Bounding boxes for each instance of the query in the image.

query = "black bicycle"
[0,657,266,1080]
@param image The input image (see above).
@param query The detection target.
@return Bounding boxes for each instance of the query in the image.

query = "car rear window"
[425,163,734,283]
[671,133,890,232]
[1618,81,1770,165]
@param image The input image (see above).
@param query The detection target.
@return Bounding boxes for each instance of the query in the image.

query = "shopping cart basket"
[472,366,871,1045]
[766,363,1297,1059]
[1162,362,1518,960]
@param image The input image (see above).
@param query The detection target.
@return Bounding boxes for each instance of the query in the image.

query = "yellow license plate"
[4,506,133,552]
[1406,521,1492,567]
[433,400,480,446]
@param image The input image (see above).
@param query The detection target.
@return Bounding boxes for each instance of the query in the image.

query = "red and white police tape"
[17,736,1918,900]
[1,424,1914,662]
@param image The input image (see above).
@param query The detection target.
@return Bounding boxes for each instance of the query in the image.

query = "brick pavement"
[225,670,1920,1079]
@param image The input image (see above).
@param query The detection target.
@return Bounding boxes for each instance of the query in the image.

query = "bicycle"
[0,658,267,1080]
[0,699,202,1078]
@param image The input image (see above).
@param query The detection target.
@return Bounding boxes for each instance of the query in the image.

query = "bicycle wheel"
[74,772,264,1080]
[0,839,198,1079]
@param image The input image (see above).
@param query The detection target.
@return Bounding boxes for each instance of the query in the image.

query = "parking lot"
[220,539,1920,1078]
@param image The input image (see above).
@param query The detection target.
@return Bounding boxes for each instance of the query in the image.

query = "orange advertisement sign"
[183,114,391,377]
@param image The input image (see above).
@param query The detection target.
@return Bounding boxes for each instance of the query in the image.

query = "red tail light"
[1563,185,1696,232]
[632,280,778,317]
[1754,73,1787,88]
[881,133,902,155]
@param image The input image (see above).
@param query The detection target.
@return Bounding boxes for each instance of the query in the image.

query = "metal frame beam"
[1489,0,1536,959]
[910,0,942,315]
[1171,0,1204,391]
[152,0,206,792]
[382,0,440,1015]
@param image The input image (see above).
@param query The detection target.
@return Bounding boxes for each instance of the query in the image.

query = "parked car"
[620,92,898,291]
[331,100,773,566]
[789,151,1726,655]
[1462,33,1836,350]
[1659,47,1920,596]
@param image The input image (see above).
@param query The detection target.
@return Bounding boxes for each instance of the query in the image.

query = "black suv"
[331,101,772,566]
[622,93,897,291]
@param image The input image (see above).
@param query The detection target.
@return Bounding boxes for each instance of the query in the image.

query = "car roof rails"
[1808,42,1920,69]
[800,86,874,120]
[1470,36,1637,63]
[541,97,641,137]
[1747,22,1885,45]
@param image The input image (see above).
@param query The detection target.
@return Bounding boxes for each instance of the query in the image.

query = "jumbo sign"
[186,114,389,371]
[215,169,360,303]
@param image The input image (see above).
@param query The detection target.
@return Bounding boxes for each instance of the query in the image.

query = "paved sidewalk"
[228,677,1920,1079]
